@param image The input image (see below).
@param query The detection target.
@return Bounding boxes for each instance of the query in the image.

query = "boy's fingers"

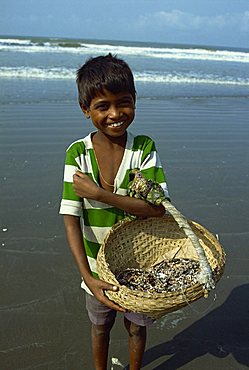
[102,282,119,292]
[74,171,84,178]
[101,294,125,312]
[98,282,125,312]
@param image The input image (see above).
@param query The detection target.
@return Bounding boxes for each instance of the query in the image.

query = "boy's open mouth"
[108,121,125,128]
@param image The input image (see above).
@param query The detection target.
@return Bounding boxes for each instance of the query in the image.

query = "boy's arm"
[63,214,125,312]
[73,172,165,217]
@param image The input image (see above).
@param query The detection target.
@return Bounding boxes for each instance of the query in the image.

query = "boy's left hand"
[73,171,99,199]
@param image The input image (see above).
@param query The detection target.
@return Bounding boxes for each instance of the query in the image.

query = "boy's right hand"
[73,171,100,200]
[86,276,126,312]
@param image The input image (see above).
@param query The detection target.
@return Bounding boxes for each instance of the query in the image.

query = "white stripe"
[81,280,93,295]
[129,148,143,169]
[64,164,78,182]
[84,225,111,244]
[160,182,170,199]
[75,153,89,172]
[59,199,82,216]
[74,153,88,170]
[116,149,162,185]
[140,151,162,170]
[84,152,93,170]
[80,256,102,294]
[116,188,127,195]
[75,151,99,184]
[88,256,97,273]
[114,133,140,188]
[83,198,112,209]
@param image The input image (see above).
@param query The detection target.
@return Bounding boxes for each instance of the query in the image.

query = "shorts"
[85,292,154,327]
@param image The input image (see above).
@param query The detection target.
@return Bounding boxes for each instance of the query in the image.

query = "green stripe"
[84,238,100,259]
[65,141,85,165]
[132,135,152,150]
[141,145,157,163]
[119,167,166,189]
[63,182,81,201]
[119,169,132,189]
[141,167,166,183]
[132,136,157,162]
[67,140,86,156]
[83,208,124,227]
[65,154,78,166]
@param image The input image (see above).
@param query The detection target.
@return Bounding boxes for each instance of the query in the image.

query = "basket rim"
[97,215,226,295]
[96,215,226,318]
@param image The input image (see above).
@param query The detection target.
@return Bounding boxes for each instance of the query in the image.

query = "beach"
[1,35,249,369]
[1,96,249,369]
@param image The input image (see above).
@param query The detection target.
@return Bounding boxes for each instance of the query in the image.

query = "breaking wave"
[1,37,249,64]
[1,66,248,86]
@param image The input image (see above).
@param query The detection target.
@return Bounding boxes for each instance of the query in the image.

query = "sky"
[1,0,249,48]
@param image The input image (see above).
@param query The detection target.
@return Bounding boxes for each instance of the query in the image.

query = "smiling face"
[81,89,135,140]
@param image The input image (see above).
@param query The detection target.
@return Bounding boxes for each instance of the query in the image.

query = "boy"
[59,54,169,370]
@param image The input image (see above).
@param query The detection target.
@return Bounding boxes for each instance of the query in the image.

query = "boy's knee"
[92,321,114,337]
[131,322,146,337]
[124,318,146,337]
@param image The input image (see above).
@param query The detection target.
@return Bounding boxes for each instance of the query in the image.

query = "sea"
[0,35,249,104]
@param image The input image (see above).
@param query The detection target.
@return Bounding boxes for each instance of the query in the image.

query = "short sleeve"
[59,144,83,217]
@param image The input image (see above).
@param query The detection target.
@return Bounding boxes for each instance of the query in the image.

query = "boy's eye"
[92,98,134,111]
[95,104,108,111]
[118,99,134,107]
[119,101,130,107]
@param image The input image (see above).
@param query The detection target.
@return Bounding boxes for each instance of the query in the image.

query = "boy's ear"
[80,103,91,119]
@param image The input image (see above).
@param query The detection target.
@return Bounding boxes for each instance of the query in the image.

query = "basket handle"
[127,169,215,294]
[161,199,215,293]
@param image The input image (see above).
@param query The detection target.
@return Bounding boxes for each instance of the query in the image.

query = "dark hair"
[76,53,136,108]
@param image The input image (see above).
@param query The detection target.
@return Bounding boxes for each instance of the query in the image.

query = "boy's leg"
[124,313,154,370]
[85,292,117,370]
[91,321,115,370]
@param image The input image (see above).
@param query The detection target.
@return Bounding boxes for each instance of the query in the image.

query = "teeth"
[109,121,124,127]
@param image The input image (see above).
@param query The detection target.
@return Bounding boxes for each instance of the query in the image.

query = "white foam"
[0,67,75,79]
[82,43,249,64]
[135,72,249,86]
[1,66,248,86]
[0,38,249,64]
[0,38,32,45]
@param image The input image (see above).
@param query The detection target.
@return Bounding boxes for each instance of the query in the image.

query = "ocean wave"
[0,37,249,64]
[1,66,248,86]
[136,72,249,86]
[0,38,33,45]
[0,67,75,79]
[80,43,249,64]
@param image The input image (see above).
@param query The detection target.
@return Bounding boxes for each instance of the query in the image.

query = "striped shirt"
[59,131,169,293]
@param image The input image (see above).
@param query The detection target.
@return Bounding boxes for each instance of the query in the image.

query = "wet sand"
[0,97,249,369]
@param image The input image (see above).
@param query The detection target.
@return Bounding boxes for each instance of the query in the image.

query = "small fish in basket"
[116,258,201,293]
[116,258,201,294]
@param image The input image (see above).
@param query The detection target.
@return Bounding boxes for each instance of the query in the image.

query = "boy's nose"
[108,106,121,119]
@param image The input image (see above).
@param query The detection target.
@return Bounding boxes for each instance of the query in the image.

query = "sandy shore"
[0,97,249,369]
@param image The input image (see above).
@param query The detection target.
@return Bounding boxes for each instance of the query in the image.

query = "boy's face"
[81,89,135,138]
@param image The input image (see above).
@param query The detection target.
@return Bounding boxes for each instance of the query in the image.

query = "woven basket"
[97,215,225,319]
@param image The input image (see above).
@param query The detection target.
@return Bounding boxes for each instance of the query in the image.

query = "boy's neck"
[93,130,127,148]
